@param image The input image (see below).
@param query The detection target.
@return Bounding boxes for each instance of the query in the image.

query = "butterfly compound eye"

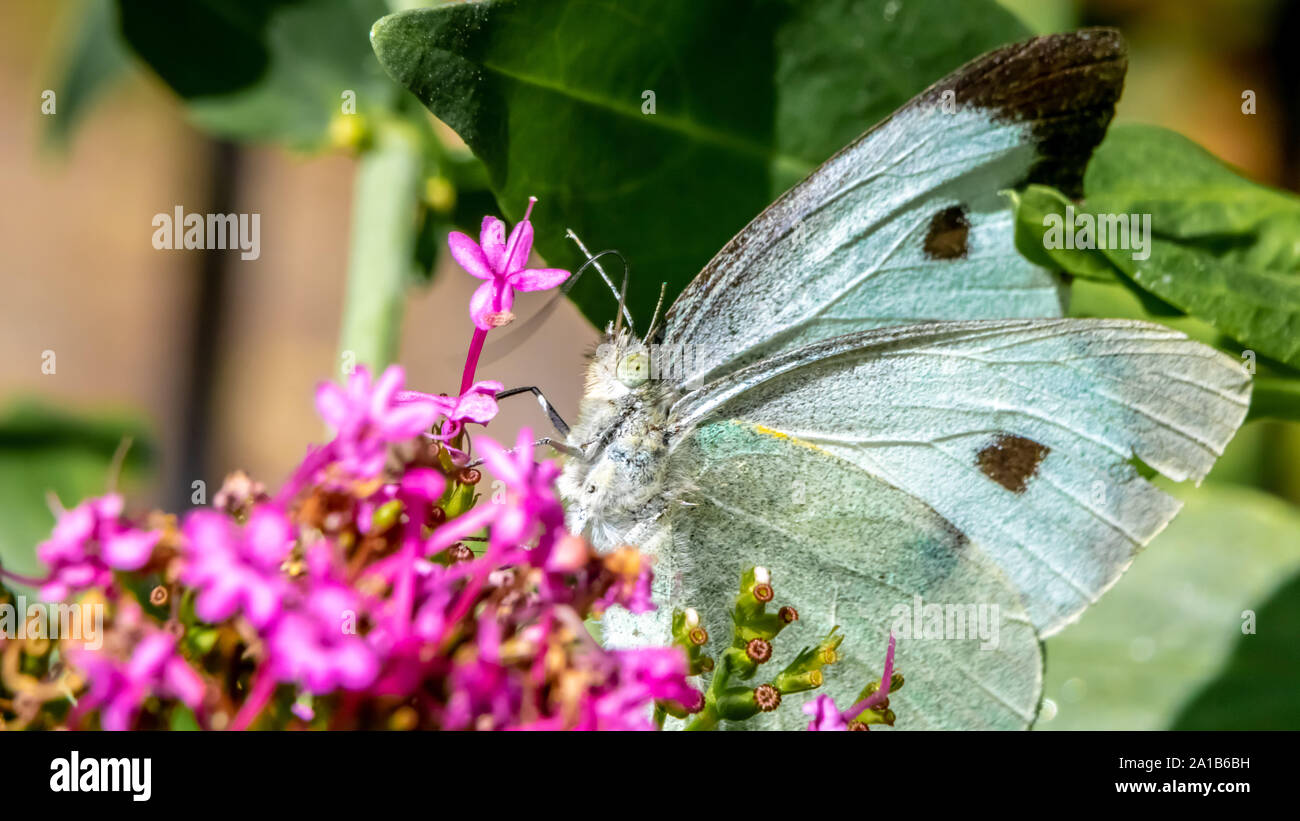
[616,351,650,388]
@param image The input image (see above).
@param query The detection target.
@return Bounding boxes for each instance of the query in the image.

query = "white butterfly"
[553,29,1251,729]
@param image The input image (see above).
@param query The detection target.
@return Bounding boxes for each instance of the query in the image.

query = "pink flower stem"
[391,516,425,639]
[459,328,488,395]
[844,633,896,721]
[231,670,277,731]
[0,566,46,587]
[273,443,334,508]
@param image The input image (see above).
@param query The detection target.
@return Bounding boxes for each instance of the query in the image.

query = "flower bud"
[745,638,772,664]
[773,668,823,695]
[716,683,781,721]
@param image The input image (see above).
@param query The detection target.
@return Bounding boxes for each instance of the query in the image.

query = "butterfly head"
[586,326,653,400]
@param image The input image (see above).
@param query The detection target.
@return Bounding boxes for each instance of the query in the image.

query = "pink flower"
[448,206,569,330]
[585,648,698,730]
[315,365,440,478]
[36,494,160,601]
[395,379,504,440]
[265,541,378,693]
[180,506,295,629]
[444,616,520,729]
[594,558,655,615]
[804,633,897,731]
[803,694,850,731]
[472,427,565,548]
[66,605,205,731]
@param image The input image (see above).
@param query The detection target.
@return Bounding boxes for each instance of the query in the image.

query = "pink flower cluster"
[6,202,699,731]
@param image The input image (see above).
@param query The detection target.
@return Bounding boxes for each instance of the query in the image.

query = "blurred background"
[1,0,1297,728]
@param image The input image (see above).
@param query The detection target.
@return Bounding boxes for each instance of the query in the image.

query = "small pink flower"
[180,506,295,629]
[315,365,440,478]
[37,494,160,601]
[264,542,378,694]
[803,694,849,731]
[396,379,504,440]
[472,428,565,548]
[586,648,698,730]
[805,633,897,731]
[66,604,205,731]
[448,206,569,331]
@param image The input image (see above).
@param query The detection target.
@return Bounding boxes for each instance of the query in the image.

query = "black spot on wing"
[919,28,1126,197]
[976,434,1050,494]
[924,205,970,260]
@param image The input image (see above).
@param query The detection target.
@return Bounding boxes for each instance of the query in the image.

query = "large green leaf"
[1010,125,1300,368]
[1087,125,1300,274]
[115,0,406,148]
[1101,239,1300,366]
[0,401,152,597]
[371,0,1030,326]
[1038,485,1300,730]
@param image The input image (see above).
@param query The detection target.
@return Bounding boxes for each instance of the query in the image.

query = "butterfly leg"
[466,436,580,468]
[495,386,570,437]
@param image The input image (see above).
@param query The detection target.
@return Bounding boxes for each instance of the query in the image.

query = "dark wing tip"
[922,28,1127,197]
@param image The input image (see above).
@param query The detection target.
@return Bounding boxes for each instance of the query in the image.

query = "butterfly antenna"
[567,230,635,335]
[613,265,630,337]
[482,244,629,365]
[644,281,668,342]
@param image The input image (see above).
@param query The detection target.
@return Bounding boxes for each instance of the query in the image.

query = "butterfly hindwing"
[670,319,1252,636]
[656,419,1043,730]
[663,29,1126,386]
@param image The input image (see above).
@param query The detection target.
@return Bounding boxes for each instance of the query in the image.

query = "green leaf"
[1038,485,1300,730]
[0,401,153,597]
[1011,125,1300,367]
[1083,125,1300,366]
[43,0,133,150]
[371,0,1029,326]
[115,0,406,148]
[1099,239,1300,366]
[1171,568,1300,730]
[1005,185,1118,281]
[1087,125,1300,273]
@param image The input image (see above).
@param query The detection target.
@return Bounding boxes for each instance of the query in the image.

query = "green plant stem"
[338,119,422,373]
[684,652,734,731]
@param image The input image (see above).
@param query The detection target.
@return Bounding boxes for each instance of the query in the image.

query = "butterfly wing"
[657,419,1044,730]
[669,319,1251,639]
[662,29,1126,386]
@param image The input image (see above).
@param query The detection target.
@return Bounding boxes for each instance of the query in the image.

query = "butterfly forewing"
[662,29,1126,386]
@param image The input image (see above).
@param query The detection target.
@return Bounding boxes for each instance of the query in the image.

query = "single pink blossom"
[36,493,160,601]
[448,210,569,331]
[315,365,440,478]
[66,604,205,731]
[396,379,504,441]
[803,694,849,731]
[180,506,295,629]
